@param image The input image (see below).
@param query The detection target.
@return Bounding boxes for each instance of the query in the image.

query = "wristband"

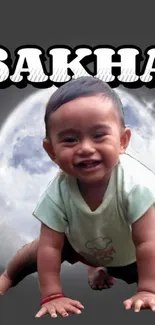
[41,293,65,306]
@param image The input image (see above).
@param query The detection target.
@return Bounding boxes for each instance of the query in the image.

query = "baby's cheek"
[102,147,119,166]
[57,149,72,164]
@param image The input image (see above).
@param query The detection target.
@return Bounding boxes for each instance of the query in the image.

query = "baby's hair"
[44,76,125,137]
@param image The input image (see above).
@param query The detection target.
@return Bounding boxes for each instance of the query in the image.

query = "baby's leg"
[107,262,138,284]
[88,262,138,290]
[88,266,116,290]
[0,236,79,295]
[0,238,39,294]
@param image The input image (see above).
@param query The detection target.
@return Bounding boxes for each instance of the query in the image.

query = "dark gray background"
[0,1,155,324]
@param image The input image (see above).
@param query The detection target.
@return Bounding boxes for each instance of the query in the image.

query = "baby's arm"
[37,223,64,298]
[132,205,155,294]
[124,205,155,312]
[35,223,84,318]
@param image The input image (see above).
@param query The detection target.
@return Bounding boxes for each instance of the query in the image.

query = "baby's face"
[47,95,130,185]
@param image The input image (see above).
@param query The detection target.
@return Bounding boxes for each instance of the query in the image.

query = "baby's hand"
[123,291,155,312]
[35,297,84,318]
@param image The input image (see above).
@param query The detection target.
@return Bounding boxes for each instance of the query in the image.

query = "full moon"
[0,86,155,266]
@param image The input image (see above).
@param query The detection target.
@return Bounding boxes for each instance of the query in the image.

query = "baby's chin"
[76,174,109,186]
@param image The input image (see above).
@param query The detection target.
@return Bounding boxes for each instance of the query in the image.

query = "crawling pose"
[1,77,155,317]
[0,237,115,293]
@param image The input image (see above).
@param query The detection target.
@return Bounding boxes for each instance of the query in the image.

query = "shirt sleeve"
[32,190,68,233]
[126,182,155,225]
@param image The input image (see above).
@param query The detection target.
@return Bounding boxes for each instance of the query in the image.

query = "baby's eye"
[63,137,77,143]
[93,133,105,139]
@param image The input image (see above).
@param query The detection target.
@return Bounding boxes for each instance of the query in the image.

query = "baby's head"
[43,77,131,184]
[44,76,125,137]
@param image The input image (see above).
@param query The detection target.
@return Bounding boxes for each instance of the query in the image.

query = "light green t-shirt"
[33,154,155,267]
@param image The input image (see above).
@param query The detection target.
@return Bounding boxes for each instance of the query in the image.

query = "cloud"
[85,237,112,250]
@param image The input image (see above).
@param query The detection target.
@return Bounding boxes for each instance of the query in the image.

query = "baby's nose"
[77,140,96,156]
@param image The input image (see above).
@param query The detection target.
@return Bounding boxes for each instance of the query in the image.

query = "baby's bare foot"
[88,266,116,290]
[0,271,13,295]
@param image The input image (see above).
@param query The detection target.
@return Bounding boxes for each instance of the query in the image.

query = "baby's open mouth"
[75,160,101,169]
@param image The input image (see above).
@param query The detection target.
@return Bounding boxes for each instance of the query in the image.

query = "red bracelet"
[41,293,65,306]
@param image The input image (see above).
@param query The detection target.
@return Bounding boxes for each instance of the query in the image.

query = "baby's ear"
[120,127,131,153]
[43,138,56,162]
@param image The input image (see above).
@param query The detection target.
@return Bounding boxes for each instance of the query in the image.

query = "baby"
[1,76,155,317]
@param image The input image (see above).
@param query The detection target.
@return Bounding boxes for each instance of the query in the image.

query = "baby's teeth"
[86,162,94,167]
